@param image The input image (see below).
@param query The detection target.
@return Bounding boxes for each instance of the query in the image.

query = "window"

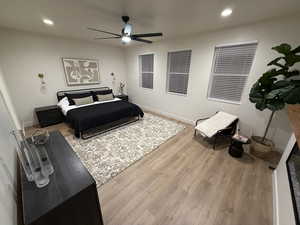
[208,42,257,103]
[167,50,192,95]
[139,54,154,89]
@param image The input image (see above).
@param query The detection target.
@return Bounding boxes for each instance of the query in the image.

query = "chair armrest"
[195,117,209,126]
[195,111,219,126]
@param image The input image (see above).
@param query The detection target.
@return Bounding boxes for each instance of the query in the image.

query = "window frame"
[207,41,258,105]
[166,49,192,96]
[139,53,154,90]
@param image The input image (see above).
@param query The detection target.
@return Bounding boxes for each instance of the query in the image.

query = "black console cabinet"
[20,131,104,225]
[35,105,64,128]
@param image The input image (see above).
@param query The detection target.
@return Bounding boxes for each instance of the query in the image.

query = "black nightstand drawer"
[35,105,64,127]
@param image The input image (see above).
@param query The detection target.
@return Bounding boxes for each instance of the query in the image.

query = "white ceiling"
[0,0,300,46]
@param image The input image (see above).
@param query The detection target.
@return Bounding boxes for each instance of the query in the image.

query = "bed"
[57,87,144,139]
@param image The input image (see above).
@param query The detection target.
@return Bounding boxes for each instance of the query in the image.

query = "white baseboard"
[140,104,194,125]
[272,170,279,225]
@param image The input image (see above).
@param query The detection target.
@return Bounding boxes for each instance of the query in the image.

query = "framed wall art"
[62,58,100,86]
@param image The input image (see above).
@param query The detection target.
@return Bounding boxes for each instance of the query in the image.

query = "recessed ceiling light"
[221,8,232,17]
[43,19,54,26]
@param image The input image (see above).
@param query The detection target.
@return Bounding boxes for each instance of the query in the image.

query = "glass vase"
[31,130,54,176]
[11,130,33,181]
[11,130,49,188]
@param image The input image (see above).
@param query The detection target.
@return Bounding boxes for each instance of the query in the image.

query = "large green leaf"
[249,91,263,99]
[284,87,300,104]
[250,97,262,103]
[267,57,286,68]
[249,82,262,94]
[262,69,278,78]
[255,99,267,111]
[285,54,300,67]
[261,68,287,80]
[271,80,291,88]
[291,80,300,87]
[266,101,285,111]
[292,46,300,54]
[272,43,292,55]
[265,85,294,99]
[259,75,276,89]
[284,70,300,78]
[249,84,264,103]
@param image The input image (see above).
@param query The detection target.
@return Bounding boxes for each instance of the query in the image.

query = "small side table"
[115,94,128,102]
[35,105,64,128]
[228,134,250,158]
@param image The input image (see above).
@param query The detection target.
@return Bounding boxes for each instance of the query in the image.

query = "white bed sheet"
[59,97,121,116]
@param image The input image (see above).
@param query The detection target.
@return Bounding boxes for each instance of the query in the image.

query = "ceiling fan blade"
[132,37,152,44]
[87,27,121,37]
[131,32,163,38]
[94,37,121,40]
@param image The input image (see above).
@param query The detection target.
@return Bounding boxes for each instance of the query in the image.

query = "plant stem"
[262,111,275,143]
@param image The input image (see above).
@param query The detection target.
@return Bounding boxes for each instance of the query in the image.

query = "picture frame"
[62,58,100,86]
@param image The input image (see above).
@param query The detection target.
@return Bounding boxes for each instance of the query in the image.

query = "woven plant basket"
[250,136,274,159]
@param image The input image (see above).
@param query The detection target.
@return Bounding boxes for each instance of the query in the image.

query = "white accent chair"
[194,111,239,149]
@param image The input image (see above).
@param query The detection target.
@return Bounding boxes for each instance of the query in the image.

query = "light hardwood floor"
[26,117,273,225]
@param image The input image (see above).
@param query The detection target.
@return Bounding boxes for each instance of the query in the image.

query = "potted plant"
[249,43,300,157]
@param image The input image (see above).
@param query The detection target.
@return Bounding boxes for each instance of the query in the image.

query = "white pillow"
[57,97,69,108]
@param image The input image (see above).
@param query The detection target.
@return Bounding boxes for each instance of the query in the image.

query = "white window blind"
[208,42,257,103]
[167,50,192,95]
[139,54,154,89]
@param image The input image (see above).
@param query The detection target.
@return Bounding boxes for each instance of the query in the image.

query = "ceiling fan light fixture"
[221,8,232,17]
[121,35,131,43]
[123,24,132,36]
[88,16,162,44]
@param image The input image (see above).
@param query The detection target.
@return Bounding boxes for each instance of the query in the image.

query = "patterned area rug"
[66,113,185,187]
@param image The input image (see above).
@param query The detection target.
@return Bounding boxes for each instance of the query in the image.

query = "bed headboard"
[56,87,111,101]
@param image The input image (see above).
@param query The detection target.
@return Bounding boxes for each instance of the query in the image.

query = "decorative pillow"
[97,93,114,102]
[73,96,94,106]
[66,92,92,105]
[92,89,113,101]
[57,97,69,108]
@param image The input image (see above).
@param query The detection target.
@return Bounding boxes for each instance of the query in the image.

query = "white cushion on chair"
[195,111,238,138]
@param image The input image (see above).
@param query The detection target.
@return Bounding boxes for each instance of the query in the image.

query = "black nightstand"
[35,105,64,128]
[115,94,129,102]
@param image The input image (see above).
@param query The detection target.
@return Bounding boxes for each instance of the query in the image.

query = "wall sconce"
[38,73,47,94]
[38,73,46,86]
[110,72,116,81]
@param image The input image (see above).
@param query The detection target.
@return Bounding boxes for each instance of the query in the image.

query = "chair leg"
[213,135,217,150]
[194,129,197,137]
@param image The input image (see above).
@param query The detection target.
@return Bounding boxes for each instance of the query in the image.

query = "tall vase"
[11,130,49,188]
[11,130,33,181]
[31,130,54,176]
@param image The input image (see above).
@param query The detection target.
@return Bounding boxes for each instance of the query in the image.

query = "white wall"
[0,66,20,129]
[125,15,300,151]
[0,28,127,126]
[0,65,18,225]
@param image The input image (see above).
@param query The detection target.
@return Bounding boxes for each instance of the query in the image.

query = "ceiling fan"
[88,16,163,44]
